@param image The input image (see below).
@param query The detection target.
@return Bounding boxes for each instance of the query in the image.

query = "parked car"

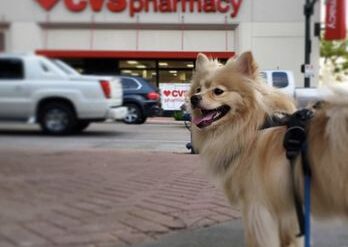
[118,76,162,124]
[52,60,162,124]
[0,53,127,135]
[261,70,322,107]
[261,70,296,97]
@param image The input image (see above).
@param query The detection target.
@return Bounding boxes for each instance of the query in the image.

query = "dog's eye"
[213,88,224,96]
[196,88,201,93]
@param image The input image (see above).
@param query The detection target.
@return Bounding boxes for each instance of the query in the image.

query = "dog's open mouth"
[192,105,230,128]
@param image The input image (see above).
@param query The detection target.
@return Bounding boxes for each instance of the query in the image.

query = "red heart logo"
[163,90,171,97]
[36,0,60,11]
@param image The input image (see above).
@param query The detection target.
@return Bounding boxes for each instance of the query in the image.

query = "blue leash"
[282,109,314,247]
[263,108,313,246]
[304,174,311,247]
[302,142,312,247]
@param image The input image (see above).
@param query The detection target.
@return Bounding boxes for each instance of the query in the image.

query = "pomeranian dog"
[188,52,348,247]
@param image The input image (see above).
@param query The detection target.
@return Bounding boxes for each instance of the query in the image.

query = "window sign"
[304,64,315,78]
[159,83,190,111]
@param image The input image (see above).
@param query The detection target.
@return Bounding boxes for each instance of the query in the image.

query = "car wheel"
[39,102,77,135]
[74,121,90,132]
[123,103,143,124]
[138,116,147,124]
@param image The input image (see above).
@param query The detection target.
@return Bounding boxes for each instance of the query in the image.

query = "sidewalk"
[0,149,240,247]
[1,148,347,247]
[133,219,348,247]
[146,117,186,125]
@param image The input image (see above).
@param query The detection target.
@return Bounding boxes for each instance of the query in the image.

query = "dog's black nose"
[190,95,202,107]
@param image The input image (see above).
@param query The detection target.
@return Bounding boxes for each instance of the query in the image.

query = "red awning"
[36,50,235,59]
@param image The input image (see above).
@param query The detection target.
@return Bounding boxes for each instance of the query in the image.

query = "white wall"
[250,22,306,86]
[184,30,235,51]
[93,30,137,50]
[8,22,42,52]
[234,0,321,87]
[45,28,235,52]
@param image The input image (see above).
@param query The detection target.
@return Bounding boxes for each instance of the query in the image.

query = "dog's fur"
[188,52,348,247]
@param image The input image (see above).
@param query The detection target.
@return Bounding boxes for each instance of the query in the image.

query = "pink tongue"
[192,112,215,125]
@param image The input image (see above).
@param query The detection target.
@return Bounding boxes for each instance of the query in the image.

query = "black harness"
[260,108,314,238]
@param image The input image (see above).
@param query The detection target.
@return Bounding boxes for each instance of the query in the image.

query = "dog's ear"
[195,53,209,71]
[235,51,258,78]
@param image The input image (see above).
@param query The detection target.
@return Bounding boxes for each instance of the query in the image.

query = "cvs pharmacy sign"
[159,83,190,111]
[35,0,243,18]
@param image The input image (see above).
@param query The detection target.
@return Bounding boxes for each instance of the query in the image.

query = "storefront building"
[0,0,320,87]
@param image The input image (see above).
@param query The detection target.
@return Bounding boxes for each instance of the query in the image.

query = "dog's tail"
[316,84,348,153]
[307,84,348,216]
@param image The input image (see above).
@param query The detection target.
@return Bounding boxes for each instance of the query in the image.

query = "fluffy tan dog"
[188,52,348,247]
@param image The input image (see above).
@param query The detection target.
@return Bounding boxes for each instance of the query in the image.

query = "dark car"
[118,76,162,124]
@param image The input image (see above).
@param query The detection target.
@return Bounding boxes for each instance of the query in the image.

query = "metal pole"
[303,0,318,88]
[304,0,311,88]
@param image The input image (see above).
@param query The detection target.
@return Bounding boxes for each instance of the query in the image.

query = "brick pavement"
[0,149,240,247]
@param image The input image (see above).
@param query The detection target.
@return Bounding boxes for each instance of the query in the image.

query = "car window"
[272,72,289,88]
[0,58,24,79]
[39,61,51,73]
[138,77,158,91]
[121,78,140,90]
[51,59,80,76]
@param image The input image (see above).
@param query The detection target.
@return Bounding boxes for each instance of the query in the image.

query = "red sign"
[35,0,243,18]
[324,0,346,40]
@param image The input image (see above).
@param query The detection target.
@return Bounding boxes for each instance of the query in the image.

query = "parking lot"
[0,119,239,247]
[0,119,191,152]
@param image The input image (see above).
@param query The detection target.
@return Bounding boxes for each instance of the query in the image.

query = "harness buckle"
[283,126,306,160]
[283,109,313,160]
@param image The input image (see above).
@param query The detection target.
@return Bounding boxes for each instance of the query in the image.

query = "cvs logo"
[36,0,126,13]
[36,0,59,11]
[171,90,187,97]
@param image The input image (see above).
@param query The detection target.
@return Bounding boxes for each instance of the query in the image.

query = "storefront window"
[64,58,195,87]
[0,33,4,52]
[119,60,156,69]
[120,69,157,83]
[158,60,194,84]
[120,59,156,84]
[159,70,192,83]
[158,60,194,69]
[119,59,194,86]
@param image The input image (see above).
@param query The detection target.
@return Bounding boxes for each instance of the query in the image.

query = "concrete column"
[9,22,42,52]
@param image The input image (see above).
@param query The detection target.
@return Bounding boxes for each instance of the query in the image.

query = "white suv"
[0,53,127,135]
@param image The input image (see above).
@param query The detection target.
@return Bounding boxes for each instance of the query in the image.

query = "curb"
[146,117,187,125]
